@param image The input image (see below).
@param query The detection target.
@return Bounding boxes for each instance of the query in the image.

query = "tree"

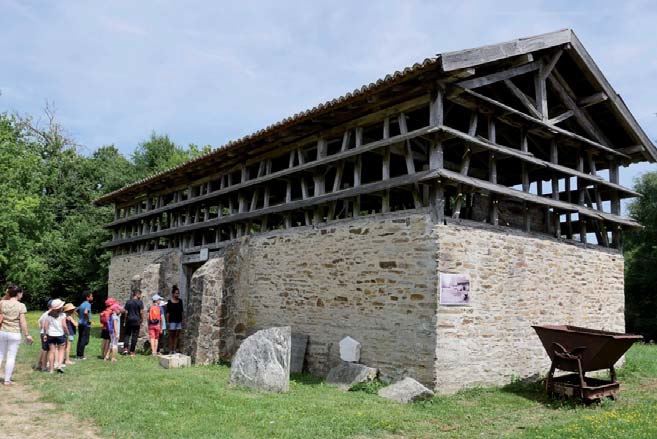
[624,171,657,340]
[132,132,211,179]
[1,108,211,307]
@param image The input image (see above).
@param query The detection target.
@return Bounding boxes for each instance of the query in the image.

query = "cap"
[105,298,118,307]
[152,294,163,302]
[47,299,54,308]
[110,304,123,311]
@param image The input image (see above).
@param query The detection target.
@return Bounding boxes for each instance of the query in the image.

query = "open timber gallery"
[95,30,654,394]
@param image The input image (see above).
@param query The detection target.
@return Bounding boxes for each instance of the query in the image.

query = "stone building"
[95,29,655,393]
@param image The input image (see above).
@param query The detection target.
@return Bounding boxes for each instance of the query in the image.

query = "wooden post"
[488,118,498,225]
[453,112,476,219]
[551,140,560,238]
[535,63,548,120]
[520,129,531,232]
[609,160,621,248]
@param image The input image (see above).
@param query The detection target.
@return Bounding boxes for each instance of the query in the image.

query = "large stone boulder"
[230,326,291,393]
[326,362,377,390]
[377,377,434,403]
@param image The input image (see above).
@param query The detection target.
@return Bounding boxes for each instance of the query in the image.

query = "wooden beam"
[106,125,442,230]
[449,86,629,158]
[104,171,433,248]
[541,49,563,79]
[578,92,608,108]
[438,125,639,198]
[456,61,540,90]
[548,69,613,147]
[534,63,548,120]
[548,110,574,125]
[422,168,640,228]
[503,79,541,119]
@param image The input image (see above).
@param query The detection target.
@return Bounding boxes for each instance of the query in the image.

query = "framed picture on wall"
[440,273,471,306]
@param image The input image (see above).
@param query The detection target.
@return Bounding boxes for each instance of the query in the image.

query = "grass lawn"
[12,311,657,438]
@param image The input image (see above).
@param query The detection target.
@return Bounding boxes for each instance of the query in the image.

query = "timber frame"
[96,29,654,256]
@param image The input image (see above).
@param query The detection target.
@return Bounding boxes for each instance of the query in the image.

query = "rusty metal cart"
[532,325,642,401]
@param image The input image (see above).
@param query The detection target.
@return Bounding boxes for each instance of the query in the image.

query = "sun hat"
[63,303,76,313]
[51,299,65,310]
[152,294,163,301]
[110,304,123,312]
[105,298,118,307]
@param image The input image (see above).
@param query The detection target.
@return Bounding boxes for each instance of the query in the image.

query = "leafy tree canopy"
[624,171,657,340]
[0,110,208,307]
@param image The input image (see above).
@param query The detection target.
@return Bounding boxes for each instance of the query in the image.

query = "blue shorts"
[168,322,183,331]
[47,335,66,346]
[40,335,49,351]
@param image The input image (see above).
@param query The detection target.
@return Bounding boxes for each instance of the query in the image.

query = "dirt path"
[0,382,101,439]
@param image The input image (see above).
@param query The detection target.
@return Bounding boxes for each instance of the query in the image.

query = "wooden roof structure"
[96,29,653,256]
[95,29,656,207]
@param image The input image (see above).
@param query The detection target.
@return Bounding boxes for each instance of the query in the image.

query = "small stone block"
[159,353,192,369]
[339,336,361,362]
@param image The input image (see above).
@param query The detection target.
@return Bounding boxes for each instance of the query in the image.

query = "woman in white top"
[42,299,69,374]
[0,285,33,385]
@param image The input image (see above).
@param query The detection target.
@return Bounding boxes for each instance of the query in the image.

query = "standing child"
[63,303,78,366]
[104,304,122,362]
[42,299,69,374]
[148,295,163,356]
[100,298,117,359]
[35,300,53,371]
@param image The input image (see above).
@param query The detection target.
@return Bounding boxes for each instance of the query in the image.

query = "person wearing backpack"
[100,298,117,359]
[148,295,163,356]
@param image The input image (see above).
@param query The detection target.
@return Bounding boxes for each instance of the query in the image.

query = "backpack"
[148,305,160,325]
[100,309,111,326]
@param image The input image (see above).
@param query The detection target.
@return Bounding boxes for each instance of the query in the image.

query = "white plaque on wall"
[439,273,471,306]
[199,248,209,262]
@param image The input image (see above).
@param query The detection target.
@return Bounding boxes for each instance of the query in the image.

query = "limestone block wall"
[235,212,439,385]
[108,250,181,303]
[434,221,625,394]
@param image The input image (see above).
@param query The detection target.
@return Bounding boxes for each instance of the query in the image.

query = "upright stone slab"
[378,377,434,403]
[339,336,361,362]
[230,326,291,393]
[184,257,225,365]
[290,333,308,374]
[129,263,161,351]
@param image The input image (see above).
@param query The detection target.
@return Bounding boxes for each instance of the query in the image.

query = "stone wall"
[108,250,182,303]
[235,212,439,385]
[434,221,624,393]
[185,258,225,364]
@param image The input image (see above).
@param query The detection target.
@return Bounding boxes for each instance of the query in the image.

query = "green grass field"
[13,312,657,438]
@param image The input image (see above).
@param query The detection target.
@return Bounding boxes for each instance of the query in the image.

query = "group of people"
[0,284,184,386]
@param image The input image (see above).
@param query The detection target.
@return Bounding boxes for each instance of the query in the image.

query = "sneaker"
[129,352,135,357]
[75,356,87,360]
[56,368,65,374]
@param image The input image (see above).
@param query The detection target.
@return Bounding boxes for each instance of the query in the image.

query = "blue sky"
[1,0,656,192]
